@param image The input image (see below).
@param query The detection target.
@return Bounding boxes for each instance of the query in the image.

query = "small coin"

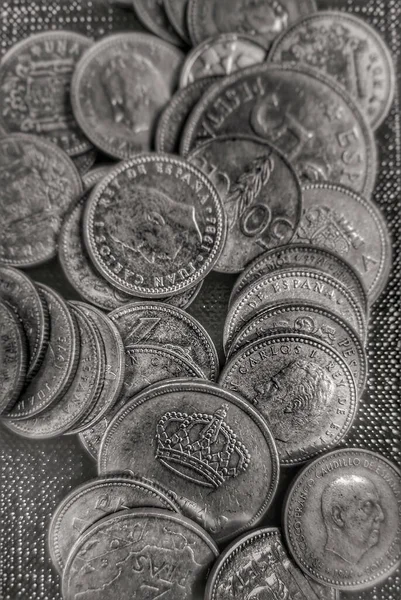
[180,63,377,198]
[180,33,267,88]
[82,165,114,192]
[0,301,27,415]
[83,154,226,297]
[0,31,93,156]
[109,302,219,381]
[99,379,280,543]
[0,134,82,268]
[132,0,186,47]
[188,135,302,273]
[62,508,219,600]
[49,474,181,574]
[284,448,401,590]
[219,333,358,465]
[164,0,191,45]
[71,33,184,160]
[72,148,97,176]
[269,11,396,130]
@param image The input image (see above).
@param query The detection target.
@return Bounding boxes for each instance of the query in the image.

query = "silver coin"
[0,301,27,415]
[164,0,191,45]
[72,148,97,176]
[132,0,186,47]
[98,379,280,543]
[310,582,340,600]
[284,448,401,590]
[82,165,114,192]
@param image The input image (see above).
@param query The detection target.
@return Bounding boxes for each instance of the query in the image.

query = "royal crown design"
[155,405,251,489]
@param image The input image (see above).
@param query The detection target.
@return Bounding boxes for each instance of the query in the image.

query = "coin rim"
[132,0,186,47]
[0,301,28,414]
[164,0,191,45]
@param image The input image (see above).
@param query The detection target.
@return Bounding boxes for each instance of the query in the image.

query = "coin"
[83,154,226,297]
[187,0,317,48]
[284,448,401,590]
[180,63,377,198]
[99,379,280,543]
[310,582,340,600]
[0,31,93,156]
[219,333,358,465]
[164,0,191,45]
[0,134,82,268]
[297,183,392,304]
[72,148,97,176]
[82,165,113,192]
[62,508,219,600]
[0,266,49,381]
[187,135,302,273]
[180,33,267,88]
[268,11,396,130]
[71,33,184,160]
[49,474,181,574]
[109,302,219,381]
[132,0,186,47]
[0,301,27,415]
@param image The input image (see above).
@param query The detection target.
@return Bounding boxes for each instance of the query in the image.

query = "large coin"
[99,380,280,543]
[0,134,82,267]
[219,333,358,465]
[188,135,302,273]
[284,448,401,590]
[109,302,219,381]
[49,475,181,574]
[62,508,219,600]
[187,0,317,48]
[0,32,93,156]
[132,0,185,47]
[0,301,27,415]
[269,11,396,130]
[83,154,226,297]
[71,33,184,160]
[164,0,191,45]
[297,183,392,304]
[180,63,377,197]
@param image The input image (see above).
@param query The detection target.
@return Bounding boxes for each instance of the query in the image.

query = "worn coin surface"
[164,0,191,45]
[83,154,226,297]
[0,31,93,156]
[188,135,302,273]
[71,33,184,160]
[284,448,401,590]
[132,0,185,47]
[180,33,267,88]
[0,134,82,267]
[0,301,27,415]
[49,475,181,574]
[99,379,280,543]
[269,11,396,130]
[72,148,97,176]
[297,183,392,304]
[62,508,219,600]
[180,63,377,198]
[219,333,358,465]
[109,302,219,380]
[187,0,317,48]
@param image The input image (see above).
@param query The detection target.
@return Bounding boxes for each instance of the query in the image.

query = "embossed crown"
[155,405,250,489]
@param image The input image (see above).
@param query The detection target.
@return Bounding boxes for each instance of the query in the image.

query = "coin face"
[284,448,401,590]
[219,333,358,465]
[71,33,184,159]
[180,33,267,88]
[298,184,392,304]
[99,380,280,543]
[164,0,191,45]
[72,148,97,176]
[83,154,226,297]
[132,0,185,47]
[180,63,377,198]
[269,11,396,130]
[0,32,93,156]
[188,135,302,273]
[0,301,27,415]
[62,508,219,600]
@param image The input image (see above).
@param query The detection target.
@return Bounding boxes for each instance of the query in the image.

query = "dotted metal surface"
[0,1,399,599]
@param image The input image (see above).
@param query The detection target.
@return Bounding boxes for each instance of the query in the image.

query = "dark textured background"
[0,1,399,598]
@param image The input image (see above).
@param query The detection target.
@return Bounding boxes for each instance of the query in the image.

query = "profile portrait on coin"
[321,474,385,565]
[214,0,289,37]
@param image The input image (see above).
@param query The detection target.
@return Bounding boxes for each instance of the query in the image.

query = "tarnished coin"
[0,31,93,156]
[188,135,302,273]
[297,183,392,304]
[99,380,280,543]
[72,148,97,176]
[180,63,377,198]
[187,0,317,48]
[49,475,181,574]
[0,266,49,381]
[269,11,396,130]
[284,448,401,590]
[164,0,191,45]
[132,0,185,47]
[180,33,267,88]
[219,333,358,465]
[0,134,82,267]
[62,508,219,600]
[79,345,203,460]
[83,154,226,297]
[71,33,184,160]
[82,165,113,192]
[0,301,27,415]
[109,302,219,381]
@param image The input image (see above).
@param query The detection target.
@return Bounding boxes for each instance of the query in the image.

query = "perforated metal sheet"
[0,1,399,599]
